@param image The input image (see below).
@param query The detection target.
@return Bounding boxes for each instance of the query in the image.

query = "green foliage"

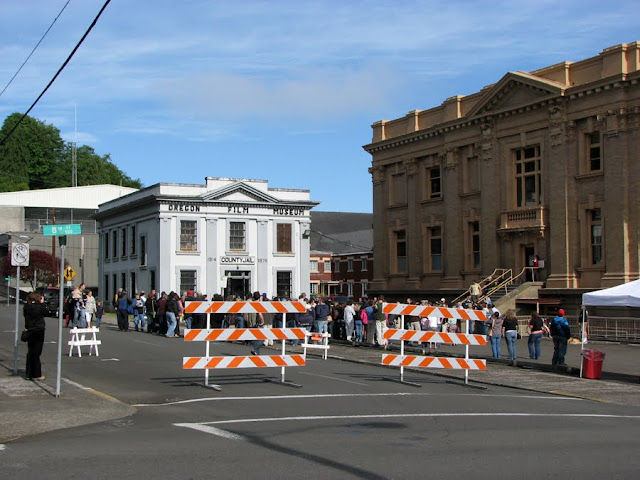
[0,113,142,191]
[2,249,60,288]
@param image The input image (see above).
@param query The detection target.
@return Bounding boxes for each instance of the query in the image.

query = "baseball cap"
[558,309,565,316]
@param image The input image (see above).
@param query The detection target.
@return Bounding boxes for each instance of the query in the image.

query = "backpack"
[360,309,368,325]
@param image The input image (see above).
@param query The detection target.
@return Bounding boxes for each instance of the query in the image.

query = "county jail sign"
[219,256,256,265]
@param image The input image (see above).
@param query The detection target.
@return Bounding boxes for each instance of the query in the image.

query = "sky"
[1,0,638,213]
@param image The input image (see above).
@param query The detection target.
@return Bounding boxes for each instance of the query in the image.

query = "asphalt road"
[3,318,640,479]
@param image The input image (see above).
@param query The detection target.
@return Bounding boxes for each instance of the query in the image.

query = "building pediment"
[467,72,566,117]
[200,181,280,204]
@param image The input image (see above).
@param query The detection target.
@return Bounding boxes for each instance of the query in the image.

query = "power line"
[0,0,71,98]
[0,0,112,146]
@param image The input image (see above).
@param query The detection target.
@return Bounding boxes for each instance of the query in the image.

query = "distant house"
[309,211,373,299]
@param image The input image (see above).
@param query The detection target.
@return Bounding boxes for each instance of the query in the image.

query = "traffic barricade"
[302,332,331,360]
[68,327,101,357]
[183,300,307,389]
[381,303,488,386]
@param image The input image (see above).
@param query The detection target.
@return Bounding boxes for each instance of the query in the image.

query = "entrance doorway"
[524,245,535,281]
[224,270,251,299]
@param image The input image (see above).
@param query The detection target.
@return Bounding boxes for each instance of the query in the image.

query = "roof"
[310,211,373,255]
[0,185,138,210]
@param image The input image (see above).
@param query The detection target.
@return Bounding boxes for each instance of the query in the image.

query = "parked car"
[35,286,72,317]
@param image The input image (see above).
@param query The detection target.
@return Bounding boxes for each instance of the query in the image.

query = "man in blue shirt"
[550,309,571,366]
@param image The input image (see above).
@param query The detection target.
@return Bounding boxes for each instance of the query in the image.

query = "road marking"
[297,370,368,386]
[101,358,120,362]
[62,378,91,390]
[174,423,248,441]
[135,392,581,407]
[202,412,640,427]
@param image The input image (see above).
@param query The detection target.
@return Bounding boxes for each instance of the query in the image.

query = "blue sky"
[1,0,638,212]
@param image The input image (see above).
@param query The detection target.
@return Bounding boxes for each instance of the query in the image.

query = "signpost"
[11,242,30,375]
[44,224,82,397]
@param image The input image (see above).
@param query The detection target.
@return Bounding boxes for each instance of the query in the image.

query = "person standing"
[343,301,356,342]
[528,312,545,360]
[145,290,157,333]
[488,311,503,359]
[502,310,518,365]
[24,292,48,381]
[375,296,387,349]
[84,290,97,328]
[116,289,131,331]
[165,292,179,338]
[95,301,104,328]
[133,292,146,332]
[550,309,571,366]
[156,292,167,335]
[470,280,482,303]
[315,297,330,343]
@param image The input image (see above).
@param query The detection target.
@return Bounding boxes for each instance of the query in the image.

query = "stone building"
[95,177,317,302]
[363,42,640,299]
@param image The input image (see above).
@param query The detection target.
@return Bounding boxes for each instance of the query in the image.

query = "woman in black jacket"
[24,292,48,380]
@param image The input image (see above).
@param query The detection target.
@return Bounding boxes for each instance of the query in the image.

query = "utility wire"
[0,0,112,146]
[0,0,71,98]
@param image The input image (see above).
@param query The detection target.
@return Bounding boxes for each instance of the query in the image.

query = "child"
[96,301,104,328]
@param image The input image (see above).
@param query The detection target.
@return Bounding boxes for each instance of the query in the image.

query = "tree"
[0,113,64,191]
[2,249,60,288]
[0,112,142,191]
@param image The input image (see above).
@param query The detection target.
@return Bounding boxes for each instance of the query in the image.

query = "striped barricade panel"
[383,329,487,345]
[184,328,307,342]
[183,355,306,370]
[382,303,487,321]
[185,301,306,315]
[382,354,487,370]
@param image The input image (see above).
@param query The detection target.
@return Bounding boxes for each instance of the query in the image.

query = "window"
[428,166,442,199]
[112,231,118,258]
[121,228,127,257]
[324,260,331,272]
[394,230,407,273]
[362,281,368,298]
[112,274,117,296]
[276,223,292,253]
[310,282,319,295]
[104,233,109,260]
[140,236,147,266]
[276,271,292,299]
[131,272,136,294]
[229,222,246,251]
[587,131,602,172]
[130,226,136,255]
[121,272,126,292]
[104,275,109,302]
[310,260,319,272]
[515,145,542,207]
[429,226,443,271]
[347,259,354,271]
[347,282,354,297]
[471,222,480,269]
[180,220,197,252]
[590,208,603,265]
[391,173,406,204]
[150,270,156,291]
[180,270,197,294]
[361,258,368,271]
[334,260,340,273]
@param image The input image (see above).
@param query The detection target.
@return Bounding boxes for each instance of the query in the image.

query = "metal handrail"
[451,268,512,305]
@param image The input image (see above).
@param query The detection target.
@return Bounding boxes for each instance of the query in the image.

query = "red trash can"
[582,349,606,379]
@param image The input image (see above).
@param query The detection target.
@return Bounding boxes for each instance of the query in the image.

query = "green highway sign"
[4,277,11,282]
[43,224,82,236]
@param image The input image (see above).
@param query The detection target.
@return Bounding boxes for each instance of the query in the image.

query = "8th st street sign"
[43,224,82,236]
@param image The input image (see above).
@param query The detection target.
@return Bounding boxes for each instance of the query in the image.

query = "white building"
[95,177,318,301]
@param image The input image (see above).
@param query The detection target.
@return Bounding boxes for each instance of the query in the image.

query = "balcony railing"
[498,206,546,232]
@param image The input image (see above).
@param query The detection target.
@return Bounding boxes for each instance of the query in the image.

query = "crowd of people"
[49,285,573,367]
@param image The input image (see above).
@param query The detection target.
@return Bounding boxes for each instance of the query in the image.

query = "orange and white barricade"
[68,327,101,357]
[183,300,307,389]
[381,303,488,386]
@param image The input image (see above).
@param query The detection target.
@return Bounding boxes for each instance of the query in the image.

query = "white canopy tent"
[582,279,640,307]
[580,279,640,376]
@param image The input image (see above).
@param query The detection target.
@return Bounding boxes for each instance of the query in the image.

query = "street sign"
[43,224,82,236]
[64,266,76,281]
[11,242,30,267]
[4,277,12,282]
